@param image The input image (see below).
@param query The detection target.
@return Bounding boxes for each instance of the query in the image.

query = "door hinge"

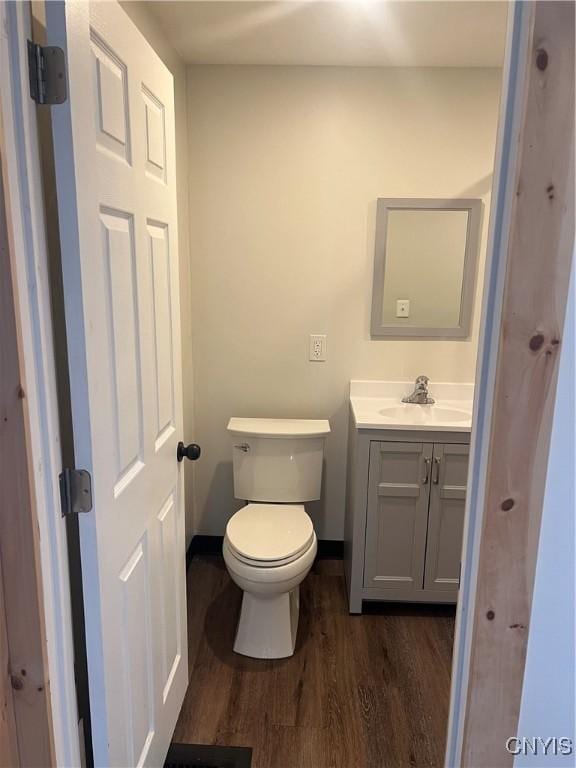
[27,40,67,105]
[59,469,92,517]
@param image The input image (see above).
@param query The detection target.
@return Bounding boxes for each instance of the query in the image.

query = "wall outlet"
[309,334,327,362]
[396,299,410,318]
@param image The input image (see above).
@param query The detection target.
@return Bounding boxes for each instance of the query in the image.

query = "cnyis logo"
[506,737,574,756]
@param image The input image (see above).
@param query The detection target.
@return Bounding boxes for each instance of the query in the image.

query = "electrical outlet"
[396,299,410,318]
[309,334,327,362]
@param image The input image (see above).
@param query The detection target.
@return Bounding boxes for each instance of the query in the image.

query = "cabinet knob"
[433,457,441,484]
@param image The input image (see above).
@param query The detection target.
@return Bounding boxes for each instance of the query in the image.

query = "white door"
[47,2,187,765]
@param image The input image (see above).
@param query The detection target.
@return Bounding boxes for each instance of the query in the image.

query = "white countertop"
[350,380,474,432]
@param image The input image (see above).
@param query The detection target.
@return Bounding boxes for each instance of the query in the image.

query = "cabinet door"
[424,443,469,592]
[364,441,432,592]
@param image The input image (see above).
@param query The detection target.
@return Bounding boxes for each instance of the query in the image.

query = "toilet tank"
[227,418,330,503]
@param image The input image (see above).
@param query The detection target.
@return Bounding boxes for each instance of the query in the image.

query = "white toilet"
[223,417,330,659]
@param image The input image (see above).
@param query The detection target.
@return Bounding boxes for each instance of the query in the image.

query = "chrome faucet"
[402,375,435,405]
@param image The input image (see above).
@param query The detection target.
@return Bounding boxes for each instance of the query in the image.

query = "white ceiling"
[146,1,508,68]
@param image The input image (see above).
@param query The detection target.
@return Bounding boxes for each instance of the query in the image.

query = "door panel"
[149,221,176,450]
[91,32,130,160]
[156,491,182,704]
[364,442,432,592]
[47,2,187,765]
[142,87,167,181]
[424,443,469,592]
[118,540,154,768]
[101,208,145,490]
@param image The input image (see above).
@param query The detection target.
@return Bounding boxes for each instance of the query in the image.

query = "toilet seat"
[225,503,314,567]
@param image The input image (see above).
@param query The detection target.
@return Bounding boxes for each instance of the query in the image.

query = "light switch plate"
[396,299,410,318]
[309,334,327,362]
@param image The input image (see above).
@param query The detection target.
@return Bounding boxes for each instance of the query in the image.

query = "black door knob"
[177,442,201,462]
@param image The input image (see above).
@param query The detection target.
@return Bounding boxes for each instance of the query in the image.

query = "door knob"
[177,442,201,462]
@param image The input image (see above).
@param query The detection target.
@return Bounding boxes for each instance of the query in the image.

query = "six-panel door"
[47,2,188,765]
[364,442,433,593]
[424,443,469,591]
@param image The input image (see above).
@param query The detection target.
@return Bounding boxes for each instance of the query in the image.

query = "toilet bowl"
[223,504,317,658]
[224,417,330,659]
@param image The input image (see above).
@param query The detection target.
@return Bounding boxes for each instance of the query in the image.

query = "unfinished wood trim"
[0,133,55,766]
[0,557,18,768]
[461,3,575,765]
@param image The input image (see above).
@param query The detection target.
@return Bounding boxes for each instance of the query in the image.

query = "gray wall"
[187,65,502,539]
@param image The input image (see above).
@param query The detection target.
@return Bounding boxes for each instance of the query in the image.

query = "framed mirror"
[370,198,482,338]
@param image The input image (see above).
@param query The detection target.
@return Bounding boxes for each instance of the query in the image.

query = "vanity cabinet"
[364,441,431,595]
[344,424,470,613]
[423,443,469,592]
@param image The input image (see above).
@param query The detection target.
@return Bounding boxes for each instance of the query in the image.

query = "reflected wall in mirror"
[371,198,482,338]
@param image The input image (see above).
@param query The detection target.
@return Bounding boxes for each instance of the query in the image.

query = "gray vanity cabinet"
[364,442,432,595]
[344,424,470,613]
[424,443,469,591]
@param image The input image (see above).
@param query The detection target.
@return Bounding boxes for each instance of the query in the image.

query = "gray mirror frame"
[370,198,483,339]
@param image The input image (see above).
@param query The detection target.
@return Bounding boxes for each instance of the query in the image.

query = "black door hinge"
[27,40,67,105]
[59,469,92,517]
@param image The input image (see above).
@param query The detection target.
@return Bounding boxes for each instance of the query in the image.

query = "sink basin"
[350,381,474,431]
[378,405,471,423]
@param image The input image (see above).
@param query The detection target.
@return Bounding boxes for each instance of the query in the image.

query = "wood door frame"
[446,2,575,765]
[0,129,23,768]
[0,1,573,767]
[0,2,81,766]
[0,93,55,768]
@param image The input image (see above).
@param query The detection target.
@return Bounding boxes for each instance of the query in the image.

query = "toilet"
[223,417,330,659]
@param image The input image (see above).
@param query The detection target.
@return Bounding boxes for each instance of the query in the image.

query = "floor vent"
[164,743,252,768]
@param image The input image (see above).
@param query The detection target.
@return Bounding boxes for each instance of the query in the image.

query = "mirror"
[370,198,482,338]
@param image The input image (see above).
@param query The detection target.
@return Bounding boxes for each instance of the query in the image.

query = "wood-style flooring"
[173,556,455,768]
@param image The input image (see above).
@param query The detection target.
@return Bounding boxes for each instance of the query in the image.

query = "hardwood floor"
[173,556,455,768]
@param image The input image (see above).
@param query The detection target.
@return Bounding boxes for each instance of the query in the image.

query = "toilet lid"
[226,504,314,564]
